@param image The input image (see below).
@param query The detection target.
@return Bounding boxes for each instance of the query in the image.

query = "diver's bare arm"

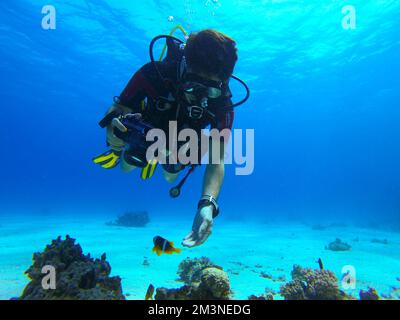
[201,142,225,199]
[182,142,225,247]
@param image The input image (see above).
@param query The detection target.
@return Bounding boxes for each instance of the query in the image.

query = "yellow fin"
[141,163,150,180]
[152,246,162,256]
[93,151,120,169]
[102,156,119,169]
[165,247,181,254]
[92,153,113,164]
[148,161,158,177]
[141,160,158,180]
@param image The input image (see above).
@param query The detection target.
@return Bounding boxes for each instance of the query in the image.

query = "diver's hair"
[184,29,238,81]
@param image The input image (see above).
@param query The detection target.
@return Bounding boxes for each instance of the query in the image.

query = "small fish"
[145,284,155,300]
[152,236,181,256]
[317,258,324,270]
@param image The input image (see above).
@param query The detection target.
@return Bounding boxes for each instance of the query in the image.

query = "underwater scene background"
[0,0,399,300]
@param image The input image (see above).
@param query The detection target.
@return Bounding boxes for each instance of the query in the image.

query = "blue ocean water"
[0,0,399,299]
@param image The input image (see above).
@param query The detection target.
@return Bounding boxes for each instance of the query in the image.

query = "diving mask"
[182,73,225,100]
[180,74,225,120]
[183,82,222,99]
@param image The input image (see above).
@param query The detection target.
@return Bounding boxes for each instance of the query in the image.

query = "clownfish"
[152,236,181,256]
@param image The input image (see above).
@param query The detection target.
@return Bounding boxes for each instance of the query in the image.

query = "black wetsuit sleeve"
[118,63,161,111]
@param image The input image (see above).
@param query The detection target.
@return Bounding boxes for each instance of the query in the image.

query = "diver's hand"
[106,117,127,151]
[106,112,143,151]
[182,205,214,248]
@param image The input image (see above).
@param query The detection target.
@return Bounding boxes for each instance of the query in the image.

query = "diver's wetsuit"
[118,61,234,136]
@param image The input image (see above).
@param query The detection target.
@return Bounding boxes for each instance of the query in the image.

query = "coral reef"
[260,271,272,279]
[19,235,125,300]
[106,211,150,227]
[280,265,349,300]
[156,258,231,300]
[359,287,380,300]
[371,238,389,245]
[248,295,267,300]
[177,256,222,285]
[248,288,275,300]
[193,267,231,299]
[155,286,191,300]
[325,238,351,251]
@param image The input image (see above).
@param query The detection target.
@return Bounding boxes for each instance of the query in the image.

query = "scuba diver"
[93,28,249,248]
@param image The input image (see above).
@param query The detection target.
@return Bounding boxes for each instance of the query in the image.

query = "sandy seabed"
[0,212,399,300]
